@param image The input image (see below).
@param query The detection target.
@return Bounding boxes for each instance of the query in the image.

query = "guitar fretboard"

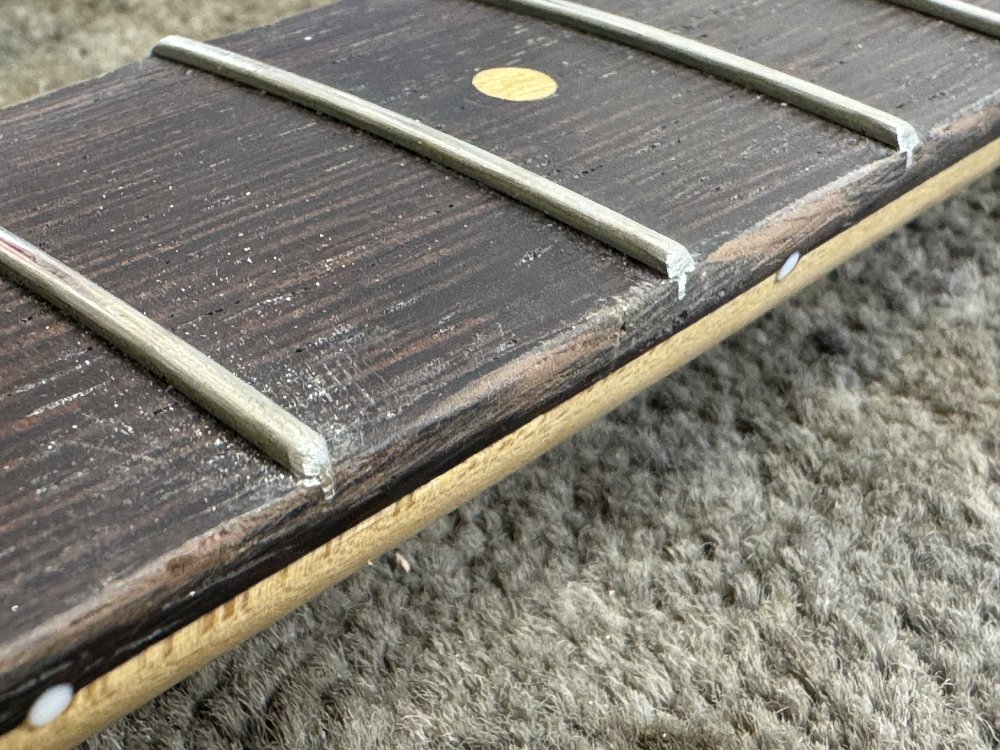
[1,0,998,734]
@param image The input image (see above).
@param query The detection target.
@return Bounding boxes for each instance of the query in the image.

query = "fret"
[475,0,921,154]
[152,36,696,291]
[882,0,1000,38]
[211,1,902,261]
[0,226,332,481]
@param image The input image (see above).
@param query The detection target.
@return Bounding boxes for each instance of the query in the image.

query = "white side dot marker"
[27,683,74,727]
[777,251,801,281]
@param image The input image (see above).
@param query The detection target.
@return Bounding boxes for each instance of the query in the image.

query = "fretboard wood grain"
[0,0,997,736]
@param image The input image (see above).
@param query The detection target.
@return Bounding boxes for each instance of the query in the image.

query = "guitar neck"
[1,0,998,736]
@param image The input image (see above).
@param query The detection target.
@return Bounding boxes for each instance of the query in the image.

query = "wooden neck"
[0,0,998,736]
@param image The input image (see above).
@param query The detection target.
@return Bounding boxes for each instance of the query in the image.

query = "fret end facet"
[286,429,333,482]
[896,122,922,159]
[666,243,696,300]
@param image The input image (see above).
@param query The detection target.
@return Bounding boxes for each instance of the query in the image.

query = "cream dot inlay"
[472,67,558,101]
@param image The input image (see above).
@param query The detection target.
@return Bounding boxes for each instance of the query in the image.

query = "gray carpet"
[5,4,1000,748]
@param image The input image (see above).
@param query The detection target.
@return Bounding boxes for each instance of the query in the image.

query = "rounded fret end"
[288,433,333,482]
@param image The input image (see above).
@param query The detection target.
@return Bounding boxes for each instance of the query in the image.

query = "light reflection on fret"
[0,226,332,482]
[477,0,921,155]
[882,0,1000,38]
[152,36,696,292]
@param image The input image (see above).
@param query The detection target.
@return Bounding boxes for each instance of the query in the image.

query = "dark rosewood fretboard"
[1,0,998,737]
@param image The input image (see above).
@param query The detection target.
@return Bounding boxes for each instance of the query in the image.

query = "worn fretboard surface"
[1,0,998,732]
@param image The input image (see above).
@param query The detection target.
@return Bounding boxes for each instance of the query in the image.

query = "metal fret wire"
[152,36,697,292]
[0,226,331,481]
[882,0,1000,38]
[478,0,921,154]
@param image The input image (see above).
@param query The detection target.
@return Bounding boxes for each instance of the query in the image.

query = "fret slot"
[151,36,696,293]
[0,226,332,482]
[881,0,1000,38]
[476,0,921,155]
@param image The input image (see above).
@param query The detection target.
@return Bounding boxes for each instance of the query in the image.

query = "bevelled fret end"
[665,243,697,301]
[631,239,696,298]
[625,239,695,299]
[896,123,922,158]
[288,433,333,482]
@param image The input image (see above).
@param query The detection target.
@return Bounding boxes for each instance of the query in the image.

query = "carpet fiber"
[4,4,1000,747]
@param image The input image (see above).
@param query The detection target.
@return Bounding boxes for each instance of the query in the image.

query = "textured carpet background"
[4,3,1000,747]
